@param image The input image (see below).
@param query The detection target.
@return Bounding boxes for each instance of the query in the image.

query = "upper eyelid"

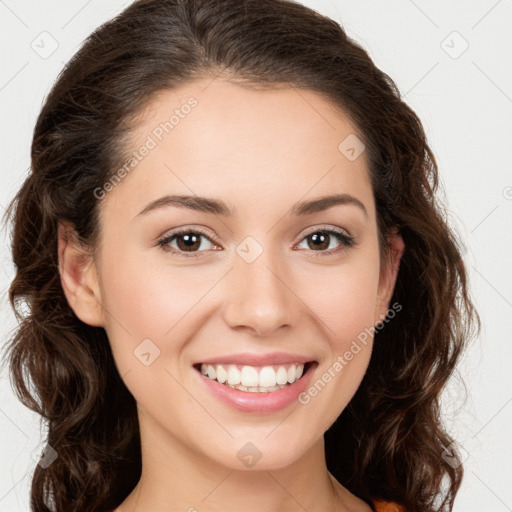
[300,224,352,238]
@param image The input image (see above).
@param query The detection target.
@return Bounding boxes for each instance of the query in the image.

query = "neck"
[114,408,366,512]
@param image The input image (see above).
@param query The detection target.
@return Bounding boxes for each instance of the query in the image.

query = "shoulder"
[372,499,406,512]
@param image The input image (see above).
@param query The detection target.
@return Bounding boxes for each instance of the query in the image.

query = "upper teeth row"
[200,363,305,387]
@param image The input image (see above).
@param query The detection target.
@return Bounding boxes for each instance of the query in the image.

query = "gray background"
[1,0,511,510]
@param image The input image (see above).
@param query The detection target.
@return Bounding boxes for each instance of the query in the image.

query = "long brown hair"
[1,0,480,510]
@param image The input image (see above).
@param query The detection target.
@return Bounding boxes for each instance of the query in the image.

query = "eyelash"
[156,226,356,258]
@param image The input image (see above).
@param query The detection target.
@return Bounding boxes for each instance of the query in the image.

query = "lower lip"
[194,363,317,413]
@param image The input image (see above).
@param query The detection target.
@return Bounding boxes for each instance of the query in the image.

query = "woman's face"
[74,78,402,471]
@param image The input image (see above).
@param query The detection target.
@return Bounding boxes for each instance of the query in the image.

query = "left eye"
[157,229,217,255]
[157,228,355,257]
[296,229,354,254]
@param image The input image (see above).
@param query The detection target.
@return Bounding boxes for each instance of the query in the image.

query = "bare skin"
[58,76,403,512]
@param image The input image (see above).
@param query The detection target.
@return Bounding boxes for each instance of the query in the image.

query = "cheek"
[98,252,193,367]
[98,249,234,379]
[299,255,379,422]
[327,278,378,348]
[306,255,381,345]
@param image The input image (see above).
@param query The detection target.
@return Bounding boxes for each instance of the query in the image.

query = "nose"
[221,246,300,337]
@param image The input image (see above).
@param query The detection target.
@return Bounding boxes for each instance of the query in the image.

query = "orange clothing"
[372,499,406,512]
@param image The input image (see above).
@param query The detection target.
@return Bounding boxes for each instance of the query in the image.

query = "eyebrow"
[135,193,368,220]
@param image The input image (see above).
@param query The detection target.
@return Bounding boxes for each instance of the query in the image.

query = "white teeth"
[259,366,277,387]
[240,366,259,387]
[216,365,227,384]
[207,365,216,380]
[227,366,241,385]
[227,383,287,392]
[287,365,296,383]
[198,362,309,392]
[276,366,288,385]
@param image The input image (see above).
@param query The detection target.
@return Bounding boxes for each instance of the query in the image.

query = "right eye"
[157,228,221,257]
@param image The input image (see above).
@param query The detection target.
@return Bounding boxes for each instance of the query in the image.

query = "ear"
[57,221,105,327]
[374,226,404,326]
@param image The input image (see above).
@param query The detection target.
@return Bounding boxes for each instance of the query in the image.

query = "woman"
[2,0,480,511]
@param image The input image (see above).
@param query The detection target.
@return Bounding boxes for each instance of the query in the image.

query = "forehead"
[102,78,375,223]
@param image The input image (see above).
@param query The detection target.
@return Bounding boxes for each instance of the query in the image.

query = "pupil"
[310,232,329,250]
[180,233,199,250]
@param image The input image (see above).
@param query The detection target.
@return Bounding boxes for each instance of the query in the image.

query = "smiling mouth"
[193,361,315,393]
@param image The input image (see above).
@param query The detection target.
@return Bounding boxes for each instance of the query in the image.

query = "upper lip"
[194,352,315,367]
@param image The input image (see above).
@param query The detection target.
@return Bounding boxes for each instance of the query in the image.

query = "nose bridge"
[222,237,298,336]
